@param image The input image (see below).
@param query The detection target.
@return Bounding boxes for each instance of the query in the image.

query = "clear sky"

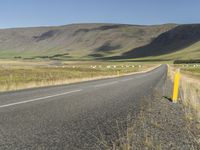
[0,0,200,28]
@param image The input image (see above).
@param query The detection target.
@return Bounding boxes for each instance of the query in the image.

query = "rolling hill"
[0,23,200,60]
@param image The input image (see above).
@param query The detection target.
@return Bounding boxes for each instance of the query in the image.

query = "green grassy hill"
[0,23,200,61]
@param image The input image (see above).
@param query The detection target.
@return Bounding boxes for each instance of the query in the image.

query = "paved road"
[0,65,167,150]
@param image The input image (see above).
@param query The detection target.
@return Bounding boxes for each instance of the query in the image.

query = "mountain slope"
[122,24,200,60]
[1,23,200,60]
[0,23,176,59]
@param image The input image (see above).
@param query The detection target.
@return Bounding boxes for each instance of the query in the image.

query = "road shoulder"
[112,78,200,149]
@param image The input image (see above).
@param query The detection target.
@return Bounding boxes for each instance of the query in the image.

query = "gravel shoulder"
[119,77,200,150]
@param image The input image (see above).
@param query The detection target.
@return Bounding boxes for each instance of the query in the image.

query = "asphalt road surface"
[0,65,167,150]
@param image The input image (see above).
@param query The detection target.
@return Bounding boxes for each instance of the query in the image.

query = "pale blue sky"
[0,0,200,28]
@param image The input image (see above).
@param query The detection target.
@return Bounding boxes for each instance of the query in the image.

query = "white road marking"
[94,81,118,88]
[0,89,82,108]
[120,78,133,82]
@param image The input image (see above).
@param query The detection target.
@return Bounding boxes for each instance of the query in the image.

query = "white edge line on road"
[120,78,134,82]
[0,89,82,108]
[94,81,118,88]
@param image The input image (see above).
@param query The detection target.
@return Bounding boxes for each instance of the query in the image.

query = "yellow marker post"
[172,69,180,103]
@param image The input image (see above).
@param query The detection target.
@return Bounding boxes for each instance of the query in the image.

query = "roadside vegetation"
[172,64,200,121]
[169,64,200,147]
[99,86,200,149]
[174,59,200,64]
[0,60,155,92]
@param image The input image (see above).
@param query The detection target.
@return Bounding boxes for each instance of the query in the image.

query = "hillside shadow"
[96,41,122,52]
[119,24,200,59]
[73,24,131,35]
[33,30,60,42]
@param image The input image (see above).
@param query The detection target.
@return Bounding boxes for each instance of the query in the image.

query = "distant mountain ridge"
[0,23,200,60]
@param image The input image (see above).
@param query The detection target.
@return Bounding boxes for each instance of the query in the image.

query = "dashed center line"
[0,89,82,108]
[0,77,138,108]
[94,81,118,88]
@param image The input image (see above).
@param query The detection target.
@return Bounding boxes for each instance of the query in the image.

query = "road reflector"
[172,69,180,103]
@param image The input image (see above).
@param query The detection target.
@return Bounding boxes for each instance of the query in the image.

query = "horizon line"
[1,22,200,30]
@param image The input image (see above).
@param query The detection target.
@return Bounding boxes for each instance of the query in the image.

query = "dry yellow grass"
[0,60,156,92]
[169,65,200,121]
[180,74,200,121]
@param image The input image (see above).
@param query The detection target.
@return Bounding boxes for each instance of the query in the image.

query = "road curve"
[0,65,167,150]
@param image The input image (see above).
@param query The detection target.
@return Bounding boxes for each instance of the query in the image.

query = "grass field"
[170,63,200,77]
[179,64,200,77]
[0,60,156,92]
